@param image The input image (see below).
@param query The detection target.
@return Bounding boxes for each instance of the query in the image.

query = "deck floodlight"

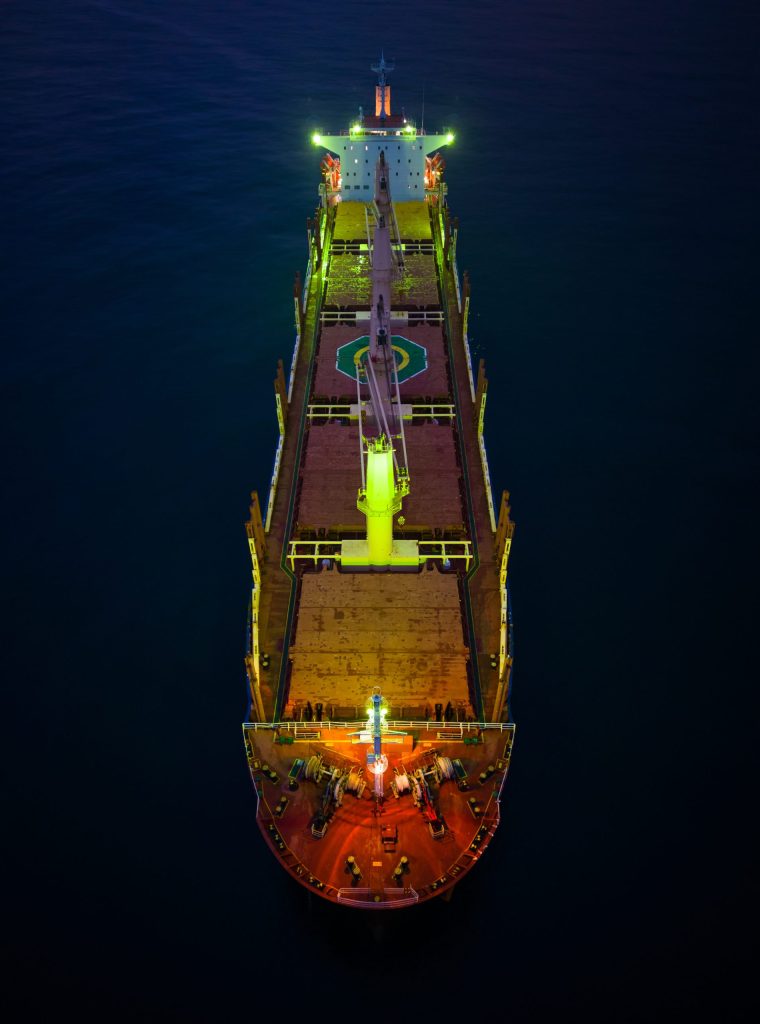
[446,131,455,144]
[311,132,322,145]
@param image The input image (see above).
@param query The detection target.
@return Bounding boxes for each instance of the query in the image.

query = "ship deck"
[245,194,512,905]
[253,199,504,723]
[245,722,514,907]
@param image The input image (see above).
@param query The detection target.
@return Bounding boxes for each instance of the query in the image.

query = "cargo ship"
[242,59,516,908]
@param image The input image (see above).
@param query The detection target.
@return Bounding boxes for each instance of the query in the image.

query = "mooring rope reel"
[305,754,323,782]
[411,773,423,805]
[394,771,411,794]
[344,768,366,798]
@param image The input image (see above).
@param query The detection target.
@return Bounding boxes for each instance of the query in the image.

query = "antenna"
[371,52,395,123]
[421,81,426,134]
[371,52,395,85]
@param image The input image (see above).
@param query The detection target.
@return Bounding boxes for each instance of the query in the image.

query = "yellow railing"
[264,434,284,533]
[417,539,473,570]
[478,435,497,533]
[245,540,265,720]
[287,540,341,569]
[498,536,512,679]
[286,537,472,570]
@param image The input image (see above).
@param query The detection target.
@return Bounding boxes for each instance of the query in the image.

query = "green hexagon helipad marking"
[335,335,427,383]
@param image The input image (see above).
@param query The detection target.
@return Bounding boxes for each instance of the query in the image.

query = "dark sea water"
[4,1,758,1018]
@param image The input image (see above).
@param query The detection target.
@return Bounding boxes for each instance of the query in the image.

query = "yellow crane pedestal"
[341,435,417,570]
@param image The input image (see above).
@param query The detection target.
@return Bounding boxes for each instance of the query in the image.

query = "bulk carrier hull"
[242,65,516,908]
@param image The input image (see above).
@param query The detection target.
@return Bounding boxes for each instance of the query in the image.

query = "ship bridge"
[312,56,454,201]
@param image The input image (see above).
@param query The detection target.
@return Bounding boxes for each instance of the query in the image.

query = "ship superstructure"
[242,61,516,908]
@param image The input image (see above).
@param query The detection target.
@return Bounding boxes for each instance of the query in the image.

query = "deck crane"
[343,149,417,570]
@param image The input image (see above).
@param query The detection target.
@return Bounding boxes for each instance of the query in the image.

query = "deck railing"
[286,537,472,570]
[326,127,448,138]
[319,309,443,326]
[452,254,462,313]
[287,333,300,403]
[336,887,419,908]
[264,434,284,533]
[478,435,497,533]
[243,719,515,734]
[306,402,454,421]
[302,256,312,313]
[462,332,476,403]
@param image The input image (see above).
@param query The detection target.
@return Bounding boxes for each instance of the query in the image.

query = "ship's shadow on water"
[280,836,522,948]
[301,887,463,943]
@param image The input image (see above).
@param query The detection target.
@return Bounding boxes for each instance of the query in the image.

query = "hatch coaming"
[278,195,482,719]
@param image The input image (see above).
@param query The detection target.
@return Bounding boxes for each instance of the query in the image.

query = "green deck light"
[446,131,455,144]
[311,132,322,145]
[351,123,362,134]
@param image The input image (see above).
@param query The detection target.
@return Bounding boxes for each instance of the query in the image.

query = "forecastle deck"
[244,720,515,907]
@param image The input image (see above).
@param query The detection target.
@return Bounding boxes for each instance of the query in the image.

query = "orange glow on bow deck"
[245,725,513,907]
